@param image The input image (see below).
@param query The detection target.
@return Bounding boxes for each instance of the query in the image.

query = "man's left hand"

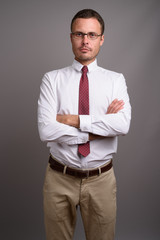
[56,114,80,128]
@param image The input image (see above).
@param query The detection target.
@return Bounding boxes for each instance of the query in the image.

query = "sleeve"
[79,74,131,137]
[37,73,89,145]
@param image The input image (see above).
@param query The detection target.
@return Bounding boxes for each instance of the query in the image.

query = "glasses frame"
[71,32,102,40]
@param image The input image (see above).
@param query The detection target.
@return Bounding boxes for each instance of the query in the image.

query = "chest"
[55,73,114,114]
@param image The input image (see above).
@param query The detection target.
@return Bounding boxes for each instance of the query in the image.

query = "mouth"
[79,47,91,53]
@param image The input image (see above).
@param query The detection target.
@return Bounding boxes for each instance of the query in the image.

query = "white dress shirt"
[38,59,131,169]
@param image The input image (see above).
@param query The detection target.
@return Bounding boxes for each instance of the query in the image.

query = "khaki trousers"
[43,162,117,240]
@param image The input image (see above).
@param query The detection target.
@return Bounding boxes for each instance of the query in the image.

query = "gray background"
[1,0,160,239]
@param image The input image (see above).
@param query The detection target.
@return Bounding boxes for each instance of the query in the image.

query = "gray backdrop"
[1,0,160,239]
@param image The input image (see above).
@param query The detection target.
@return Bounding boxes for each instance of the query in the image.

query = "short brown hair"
[71,9,105,35]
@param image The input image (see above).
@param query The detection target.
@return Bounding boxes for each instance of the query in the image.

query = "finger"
[107,99,118,113]
[107,100,124,114]
[110,99,118,107]
[108,100,121,113]
[112,101,124,113]
[56,114,62,122]
[111,101,124,113]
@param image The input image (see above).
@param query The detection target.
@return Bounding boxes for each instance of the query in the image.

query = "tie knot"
[82,66,88,74]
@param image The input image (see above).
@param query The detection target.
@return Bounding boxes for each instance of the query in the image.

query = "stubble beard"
[75,49,100,65]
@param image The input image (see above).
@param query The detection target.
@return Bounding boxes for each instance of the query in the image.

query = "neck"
[75,57,96,66]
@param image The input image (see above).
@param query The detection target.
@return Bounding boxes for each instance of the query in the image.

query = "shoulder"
[96,66,125,85]
[41,66,73,86]
[97,66,123,78]
[45,66,72,79]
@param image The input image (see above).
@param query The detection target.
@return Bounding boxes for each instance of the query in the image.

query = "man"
[38,9,131,240]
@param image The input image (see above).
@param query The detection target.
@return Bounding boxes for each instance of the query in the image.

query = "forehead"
[72,18,101,33]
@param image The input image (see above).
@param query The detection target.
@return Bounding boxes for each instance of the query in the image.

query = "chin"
[78,55,92,62]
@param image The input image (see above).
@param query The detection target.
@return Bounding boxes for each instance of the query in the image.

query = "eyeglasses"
[71,32,102,40]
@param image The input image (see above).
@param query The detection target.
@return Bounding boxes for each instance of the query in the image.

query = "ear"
[70,33,73,43]
[100,35,104,46]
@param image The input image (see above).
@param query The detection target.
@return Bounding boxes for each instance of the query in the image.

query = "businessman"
[38,8,131,240]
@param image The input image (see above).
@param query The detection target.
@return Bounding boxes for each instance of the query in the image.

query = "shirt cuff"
[77,131,89,144]
[79,115,92,132]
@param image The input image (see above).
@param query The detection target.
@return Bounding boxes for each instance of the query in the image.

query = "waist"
[49,154,113,179]
[48,142,116,169]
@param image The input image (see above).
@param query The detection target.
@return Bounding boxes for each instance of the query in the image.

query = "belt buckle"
[86,170,89,178]
[79,169,90,179]
[72,168,90,179]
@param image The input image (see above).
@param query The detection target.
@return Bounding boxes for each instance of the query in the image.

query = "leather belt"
[49,155,113,179]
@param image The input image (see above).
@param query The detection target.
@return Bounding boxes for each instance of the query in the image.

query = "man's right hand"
[89,99,124,141]
[106,99,124,114]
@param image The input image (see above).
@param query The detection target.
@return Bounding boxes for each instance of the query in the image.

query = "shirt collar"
[72,59,98,73]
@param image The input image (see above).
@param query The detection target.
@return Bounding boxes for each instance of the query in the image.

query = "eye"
[89,32,97,38]
[75,32,83,37]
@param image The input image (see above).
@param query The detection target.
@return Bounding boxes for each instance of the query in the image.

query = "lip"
[80,48,90,52]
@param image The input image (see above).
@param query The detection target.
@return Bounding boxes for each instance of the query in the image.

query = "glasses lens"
[72,32,101,39]
[73,32,82,38]
[88,32,98,39]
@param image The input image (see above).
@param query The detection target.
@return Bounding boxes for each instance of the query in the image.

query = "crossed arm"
[56,99,124,141]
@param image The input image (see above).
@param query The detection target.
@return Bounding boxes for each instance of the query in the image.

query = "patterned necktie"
[78,66,90,157]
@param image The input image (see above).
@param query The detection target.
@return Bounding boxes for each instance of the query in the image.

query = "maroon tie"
[78,66,90,157]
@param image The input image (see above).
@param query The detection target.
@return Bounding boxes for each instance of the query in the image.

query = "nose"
[82,34,89,44]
